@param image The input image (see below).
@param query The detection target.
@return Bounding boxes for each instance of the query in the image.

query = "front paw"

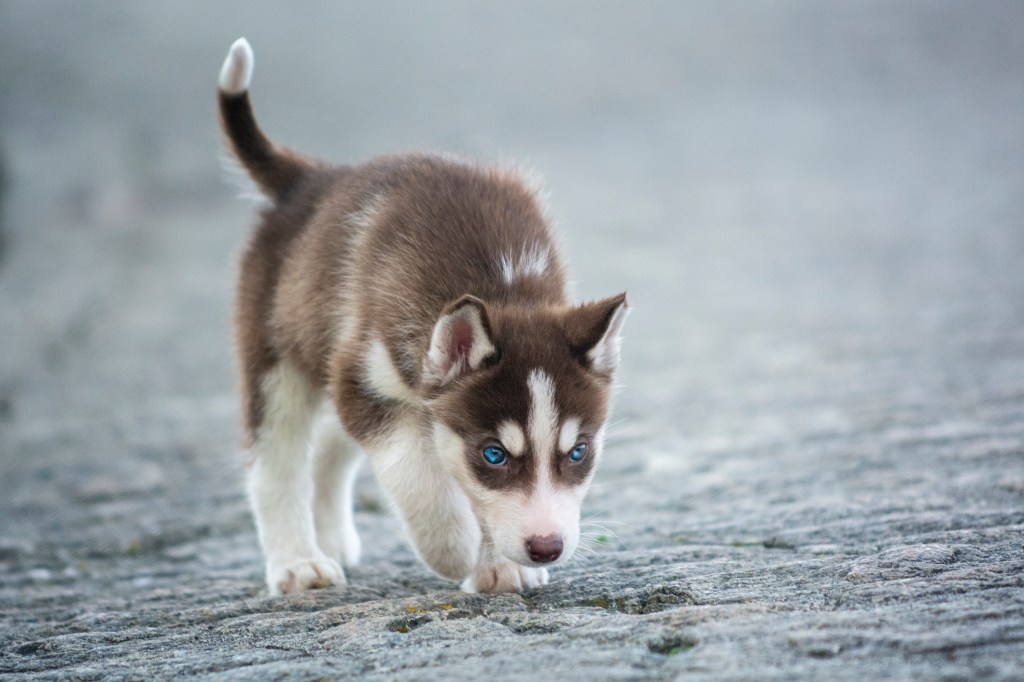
[460,562,549,593]
[266,555,345,596]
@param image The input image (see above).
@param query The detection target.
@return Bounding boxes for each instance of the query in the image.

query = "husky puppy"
[217,38,627,595]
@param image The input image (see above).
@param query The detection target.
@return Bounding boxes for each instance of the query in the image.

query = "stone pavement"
[1,2,1022,679]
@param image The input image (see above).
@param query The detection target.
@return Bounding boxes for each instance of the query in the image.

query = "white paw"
[461,562,549,593]
[266,556,345,596]
[317,524,362,568]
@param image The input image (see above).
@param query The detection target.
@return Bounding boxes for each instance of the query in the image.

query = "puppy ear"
[564,293,628,374]
[423,295,497,386]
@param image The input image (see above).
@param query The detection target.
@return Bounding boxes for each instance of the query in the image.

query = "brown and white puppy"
[218,38,627,595]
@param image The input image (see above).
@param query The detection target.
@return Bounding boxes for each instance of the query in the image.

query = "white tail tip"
[219,37,254,95]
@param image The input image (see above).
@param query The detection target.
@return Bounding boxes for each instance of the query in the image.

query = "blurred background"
[1,0,1023,580]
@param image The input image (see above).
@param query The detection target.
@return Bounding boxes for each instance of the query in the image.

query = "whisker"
[581,517,634,527]
[564,553,591,569]
[579,524,634,552]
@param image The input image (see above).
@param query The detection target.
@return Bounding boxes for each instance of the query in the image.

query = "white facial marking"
[363,337,418,403]
[527,369,558,464]
[558,417,581,454]
[218,37,254,95]
[497,420,526,457]
[499,242,550,284]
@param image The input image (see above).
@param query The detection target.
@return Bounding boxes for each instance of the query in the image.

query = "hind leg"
[246,360,344,595]
[312,415,364,568]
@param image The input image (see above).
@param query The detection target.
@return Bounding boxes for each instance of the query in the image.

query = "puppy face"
[427,295,626,567]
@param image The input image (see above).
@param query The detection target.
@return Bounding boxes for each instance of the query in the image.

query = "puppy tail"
[217,38,314,201]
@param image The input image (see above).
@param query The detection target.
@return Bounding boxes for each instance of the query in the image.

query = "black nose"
[526,534,563,563]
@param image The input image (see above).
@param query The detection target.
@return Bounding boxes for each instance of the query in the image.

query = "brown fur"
[226,132,625,442]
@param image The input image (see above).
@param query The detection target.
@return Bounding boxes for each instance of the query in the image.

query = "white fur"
[247,360,344,595]
[498,253,514,284]
[219,37,254,95]
[527,369,558,462]
[371,420,481,580]
[498,243,550,284]
[588,302,629,373]
[466,317,496,368]
[558,417,581,454]
[348,195,387,231]
[520,243,550,277]
[497,420,526,457]
[363,337,418,403]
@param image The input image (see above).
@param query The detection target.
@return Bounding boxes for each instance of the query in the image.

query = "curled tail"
[217,38,313,201]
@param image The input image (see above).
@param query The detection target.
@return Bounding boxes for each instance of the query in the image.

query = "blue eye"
[483,446,508,466]
[569,443,587,462]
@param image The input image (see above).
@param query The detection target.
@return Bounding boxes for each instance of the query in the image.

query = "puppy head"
[424,293,627,568]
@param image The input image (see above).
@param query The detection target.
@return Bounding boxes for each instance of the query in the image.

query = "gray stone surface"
[1,1,1023,679]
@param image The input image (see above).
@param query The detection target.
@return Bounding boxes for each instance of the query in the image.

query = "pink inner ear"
[447,316,475,368]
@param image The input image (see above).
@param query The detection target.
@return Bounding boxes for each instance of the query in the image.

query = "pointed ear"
[423,295,497,386]
[564,292,628,374]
